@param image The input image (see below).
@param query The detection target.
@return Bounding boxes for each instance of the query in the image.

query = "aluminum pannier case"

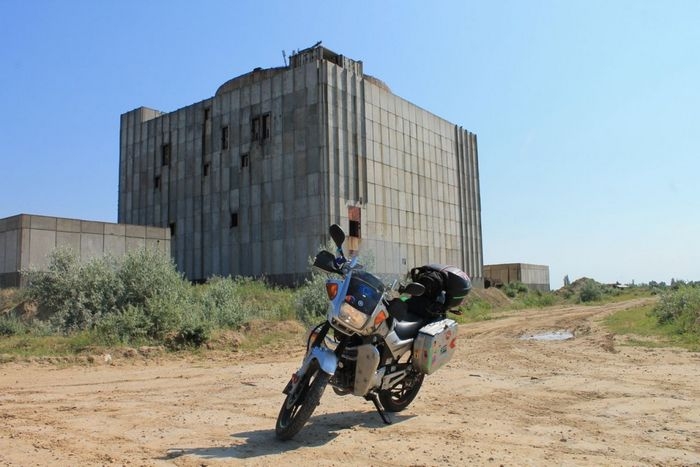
[412,319,458,374]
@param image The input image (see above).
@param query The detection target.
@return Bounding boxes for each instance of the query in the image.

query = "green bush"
[24,247,192,342]
[579,279,603,303]
[0,315,27,336]
[165,323,210,350]
[200,276,251,328]
[520,290,557,307]
[503,281,528,298]
[295,271,329,325]
[95,305,149,345]
[116,249,189,312]
[652,285,700,334]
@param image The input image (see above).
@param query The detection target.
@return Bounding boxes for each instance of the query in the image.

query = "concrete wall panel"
[28,229,56,270]
[80,233,104,260]
[56,231,81,253]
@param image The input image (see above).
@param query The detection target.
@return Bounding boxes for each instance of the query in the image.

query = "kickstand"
[366,393,392,425]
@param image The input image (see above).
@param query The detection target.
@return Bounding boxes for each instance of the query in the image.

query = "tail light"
[326,282,339,300]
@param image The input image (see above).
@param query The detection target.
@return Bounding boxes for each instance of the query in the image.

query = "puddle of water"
[521,330,574,341]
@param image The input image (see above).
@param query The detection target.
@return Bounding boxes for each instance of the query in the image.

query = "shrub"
[579,279,603,303]
[200,276,251,328]
[652,285,700,334]
[165,323,210,350]
[0,315,26,336]
[503,281,528,298]
[116,249,188,312]
[295,272,329,325]
[23,248,81,330]
[520,290,557,307]
[24,247,192,342]
[95,305,149,345]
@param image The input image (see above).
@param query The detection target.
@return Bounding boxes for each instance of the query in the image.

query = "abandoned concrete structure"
[0,214,170,287]
[483,263,551,292]
[119,45,482,284]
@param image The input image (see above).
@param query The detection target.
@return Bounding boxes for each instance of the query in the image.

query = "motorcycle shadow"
[162,410,415,461]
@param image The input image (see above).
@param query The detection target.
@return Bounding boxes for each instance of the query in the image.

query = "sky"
[1,0,698,287]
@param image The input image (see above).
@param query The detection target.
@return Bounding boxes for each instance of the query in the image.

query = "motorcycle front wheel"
[275,361,330,440]
[378,371,424,412]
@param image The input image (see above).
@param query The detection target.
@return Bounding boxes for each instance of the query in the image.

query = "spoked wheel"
[275,361,331,440]
[378,370,424,412]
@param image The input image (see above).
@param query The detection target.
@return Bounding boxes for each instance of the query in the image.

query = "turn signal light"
[373,310,388,327]
[326,283,339,300]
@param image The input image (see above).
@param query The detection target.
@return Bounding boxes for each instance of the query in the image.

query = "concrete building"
[119,44,482,284]
[0,214,170,287]
[483,263,550,292]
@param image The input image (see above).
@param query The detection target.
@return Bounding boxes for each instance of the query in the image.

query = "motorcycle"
[275,224,472,440]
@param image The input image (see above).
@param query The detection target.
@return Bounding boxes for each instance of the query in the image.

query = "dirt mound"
[469,287,512,307]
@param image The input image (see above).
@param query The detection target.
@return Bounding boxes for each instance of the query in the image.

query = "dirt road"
[1,298,699,466]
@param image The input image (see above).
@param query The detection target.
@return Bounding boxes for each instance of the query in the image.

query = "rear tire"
[275,362,331,440]
[378,371,424,412]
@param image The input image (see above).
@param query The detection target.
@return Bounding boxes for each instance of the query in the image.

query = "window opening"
[221,126,229,150]
[154,175,161,190]
[230,212,239,228]
[348,206,361,238]
[203,162,210,176]
[161,143,171,166]
[262,113,271,139]
[169,222,176,237]
[204,108,210,120]
[241,153,249,168]
[251,116,261,141]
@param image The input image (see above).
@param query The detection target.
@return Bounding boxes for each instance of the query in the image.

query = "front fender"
[308,346,338,375]
[283,346,338,395]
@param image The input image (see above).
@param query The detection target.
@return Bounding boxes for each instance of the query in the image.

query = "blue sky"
[1,0,698,286]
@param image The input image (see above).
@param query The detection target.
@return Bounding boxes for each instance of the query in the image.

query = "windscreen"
[344,271,384,315]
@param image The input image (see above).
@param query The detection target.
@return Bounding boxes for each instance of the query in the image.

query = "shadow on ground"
[163,410,416,460]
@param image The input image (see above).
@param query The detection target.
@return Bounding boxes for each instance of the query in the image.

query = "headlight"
[338,303,370,329]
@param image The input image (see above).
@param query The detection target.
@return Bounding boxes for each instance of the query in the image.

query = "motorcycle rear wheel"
[378,372,424,412]
[275,362,330,440]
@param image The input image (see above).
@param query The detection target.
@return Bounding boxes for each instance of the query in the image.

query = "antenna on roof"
[282,50,287,66]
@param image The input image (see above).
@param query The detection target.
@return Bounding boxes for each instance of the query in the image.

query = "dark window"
[241,153,249,168]
[221,126,229,150]
[161,143,171,166]
[251,116,261,141]
[349,206,361,237]
[230,212,238,228]
[204,108,210,120]
[262,113,271,139]
[203,162,210,176]
[154,175,161,190]
[169,222,176,237]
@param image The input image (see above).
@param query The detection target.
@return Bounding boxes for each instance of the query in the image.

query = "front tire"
[275,362,331,440]
[378,371,424,412]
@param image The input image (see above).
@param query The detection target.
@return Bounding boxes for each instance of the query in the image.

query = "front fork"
[283,323,345,396]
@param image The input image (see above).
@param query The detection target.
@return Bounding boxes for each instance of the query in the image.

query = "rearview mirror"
[329,224,345,248]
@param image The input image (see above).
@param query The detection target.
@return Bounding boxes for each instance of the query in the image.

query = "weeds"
[5,247,698,356]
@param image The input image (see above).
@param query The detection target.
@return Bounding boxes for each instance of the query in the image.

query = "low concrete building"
[483,263,550,292]
[0,214,170,287]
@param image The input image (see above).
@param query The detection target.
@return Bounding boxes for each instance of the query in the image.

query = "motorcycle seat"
[394,317,431,340]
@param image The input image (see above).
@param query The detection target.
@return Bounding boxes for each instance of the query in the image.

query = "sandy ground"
[1,297,699,466]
